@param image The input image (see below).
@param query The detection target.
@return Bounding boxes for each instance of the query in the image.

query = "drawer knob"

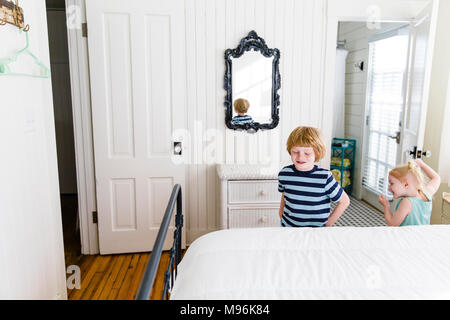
[259,190,267,196]
[259,216,267,223]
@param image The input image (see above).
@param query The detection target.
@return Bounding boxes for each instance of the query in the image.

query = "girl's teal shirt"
[394,197,432,226]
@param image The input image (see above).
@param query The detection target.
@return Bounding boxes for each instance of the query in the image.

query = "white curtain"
[332,48,348,139]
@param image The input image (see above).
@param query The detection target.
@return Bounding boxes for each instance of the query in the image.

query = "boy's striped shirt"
[231,115,254,125]
[278,165,344,227]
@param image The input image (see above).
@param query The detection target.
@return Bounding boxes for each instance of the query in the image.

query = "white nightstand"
[217,164,282,229]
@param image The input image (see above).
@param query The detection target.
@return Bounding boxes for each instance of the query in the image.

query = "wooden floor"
[67,250,171,300]
[61,194,171,300]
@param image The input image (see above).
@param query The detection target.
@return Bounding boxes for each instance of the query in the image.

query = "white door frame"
[322,0,438,193]
[65,0,99,255]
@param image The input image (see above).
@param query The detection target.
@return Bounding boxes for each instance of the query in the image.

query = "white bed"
[170,225,450,300]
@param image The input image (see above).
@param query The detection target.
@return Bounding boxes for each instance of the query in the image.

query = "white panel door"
[361,30,410,210]
[86,0,186,254]
[400,2,436,163]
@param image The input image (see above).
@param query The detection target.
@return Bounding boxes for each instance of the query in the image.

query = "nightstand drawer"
[228,207,280,228]
[228,180,279,204]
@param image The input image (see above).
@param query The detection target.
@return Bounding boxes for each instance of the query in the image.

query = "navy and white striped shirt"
[231,115,254,125]
[278,165,344,227]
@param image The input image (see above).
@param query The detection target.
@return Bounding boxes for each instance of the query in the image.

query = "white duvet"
[170,226,450,300]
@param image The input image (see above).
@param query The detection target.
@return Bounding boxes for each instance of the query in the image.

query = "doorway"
[44,0,188,256]
[335,21,411,214]
[46,0,81,267]
[333,15,434,217]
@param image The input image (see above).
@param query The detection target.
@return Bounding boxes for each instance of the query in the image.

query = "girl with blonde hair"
[378,159,441,226]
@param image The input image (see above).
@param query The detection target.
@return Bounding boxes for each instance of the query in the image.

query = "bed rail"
[135,184,183,300]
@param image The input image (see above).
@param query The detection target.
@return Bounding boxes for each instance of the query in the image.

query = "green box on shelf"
[331,138,356,196]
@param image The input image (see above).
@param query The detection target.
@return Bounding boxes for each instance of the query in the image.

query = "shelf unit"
[331,138,356,196]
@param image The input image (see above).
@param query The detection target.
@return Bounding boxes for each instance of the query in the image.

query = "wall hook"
[0,0,27,29]
[13,0,19,26]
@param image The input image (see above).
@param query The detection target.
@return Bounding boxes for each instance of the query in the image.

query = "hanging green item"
[0,28,51,78]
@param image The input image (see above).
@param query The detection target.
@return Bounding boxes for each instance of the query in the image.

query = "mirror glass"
[231,51,273,124]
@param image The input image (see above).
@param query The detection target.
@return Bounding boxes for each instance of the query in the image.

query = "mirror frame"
[224,30,281,132]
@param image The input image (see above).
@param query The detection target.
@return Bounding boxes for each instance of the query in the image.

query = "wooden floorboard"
[67,251,173,300]
[61,195,184,300]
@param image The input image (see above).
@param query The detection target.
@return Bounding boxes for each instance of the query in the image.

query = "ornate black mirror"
[224,30,281,132]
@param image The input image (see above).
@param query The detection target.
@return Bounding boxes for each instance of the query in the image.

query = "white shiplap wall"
[337,21,406,200]
[185,0,327,243]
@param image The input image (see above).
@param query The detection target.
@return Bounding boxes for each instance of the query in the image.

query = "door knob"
[422,150,431,158]
[409,146,431,159]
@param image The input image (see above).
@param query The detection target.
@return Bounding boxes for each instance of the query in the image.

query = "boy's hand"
[378,194,389,207]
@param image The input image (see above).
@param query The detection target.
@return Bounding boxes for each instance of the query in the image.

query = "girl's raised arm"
[415,159,441,196]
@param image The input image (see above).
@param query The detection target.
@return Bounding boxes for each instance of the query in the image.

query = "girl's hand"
[378,194,389,207]
[414,158,425,167]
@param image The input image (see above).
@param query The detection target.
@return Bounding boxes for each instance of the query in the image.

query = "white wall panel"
[0,0,67,299]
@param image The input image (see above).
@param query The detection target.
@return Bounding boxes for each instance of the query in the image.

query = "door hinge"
[82,22,88,38]
[388,131,401,144]
[92,211,98,224]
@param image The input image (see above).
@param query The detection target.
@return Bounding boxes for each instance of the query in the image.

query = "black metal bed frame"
[135,184,183,300]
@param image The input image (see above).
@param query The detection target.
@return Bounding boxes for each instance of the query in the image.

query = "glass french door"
[361,28,410,210]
